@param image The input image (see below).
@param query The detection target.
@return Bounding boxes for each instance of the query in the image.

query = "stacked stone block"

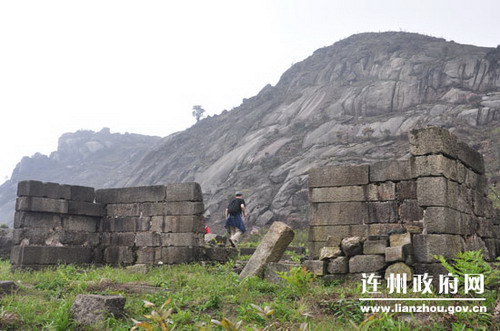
[11,181,205,269]
[308,127,499,278]
[11,181,102,269]
[304,232,416,280]
[96,183,204,266]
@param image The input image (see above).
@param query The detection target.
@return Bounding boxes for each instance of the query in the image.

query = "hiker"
[224,191,247,247]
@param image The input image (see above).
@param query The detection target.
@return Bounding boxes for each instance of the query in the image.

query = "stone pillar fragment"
[239,222,294,279]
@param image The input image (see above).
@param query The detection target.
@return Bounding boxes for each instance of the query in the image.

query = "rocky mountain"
[0,128,161,225]
[1,32,499,231]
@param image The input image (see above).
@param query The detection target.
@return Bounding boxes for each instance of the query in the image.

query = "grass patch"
[0,258,496,330]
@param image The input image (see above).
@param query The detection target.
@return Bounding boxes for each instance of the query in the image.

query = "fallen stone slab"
[70,294,125,326]
[125,264,149,274]
[239,221,294,279]
[0,281,18,294]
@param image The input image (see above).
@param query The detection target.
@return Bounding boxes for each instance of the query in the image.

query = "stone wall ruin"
[307,127,499,278]
[11,182,205,269]
[8,126,500,277]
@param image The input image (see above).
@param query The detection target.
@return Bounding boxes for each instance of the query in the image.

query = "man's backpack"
[227,198,241,215]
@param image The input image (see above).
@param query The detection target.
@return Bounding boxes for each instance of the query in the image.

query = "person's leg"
[231,227,243,244]
[228,226,237,247]
[230,227,242,244]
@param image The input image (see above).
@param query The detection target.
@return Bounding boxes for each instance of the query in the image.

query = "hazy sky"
[1,0,499,183]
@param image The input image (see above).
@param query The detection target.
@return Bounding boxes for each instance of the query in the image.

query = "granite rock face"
[0,32,499,231]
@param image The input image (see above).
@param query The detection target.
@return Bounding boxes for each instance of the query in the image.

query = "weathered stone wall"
[10,181,204,269]
[308,127,499,278]
[11,181,102,269]
[97,184,204,266]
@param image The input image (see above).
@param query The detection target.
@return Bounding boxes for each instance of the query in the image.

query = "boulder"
[319,246,342,260]
[70,294,126,326]
[341,237,364,257]
[385,262,413,280]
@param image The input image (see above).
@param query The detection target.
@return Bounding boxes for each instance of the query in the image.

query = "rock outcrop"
[0,32,499,231]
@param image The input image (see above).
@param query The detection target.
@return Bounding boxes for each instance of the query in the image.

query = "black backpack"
[227,198,241,215]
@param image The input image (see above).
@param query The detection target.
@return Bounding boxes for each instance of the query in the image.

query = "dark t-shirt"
[228,198,246,215]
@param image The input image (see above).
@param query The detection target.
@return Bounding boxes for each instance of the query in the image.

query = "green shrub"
[131,298,175,331]
[277,266,315,295]
[352,313,411,331]
[435,250,498,290]
[319,299,363,324]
